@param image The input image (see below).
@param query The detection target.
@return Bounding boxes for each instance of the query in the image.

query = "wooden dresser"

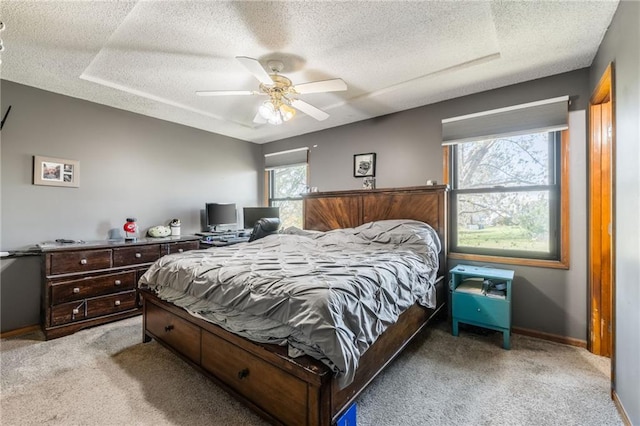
[39,236,200,339]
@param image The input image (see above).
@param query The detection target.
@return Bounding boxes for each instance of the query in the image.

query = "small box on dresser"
[39,236,199,339]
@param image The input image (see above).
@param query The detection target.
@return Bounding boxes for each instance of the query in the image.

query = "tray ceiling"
[1,1,619,144]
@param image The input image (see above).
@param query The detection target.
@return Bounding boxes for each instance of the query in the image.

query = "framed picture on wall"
[353,152,376,178]
[33,155,80,188]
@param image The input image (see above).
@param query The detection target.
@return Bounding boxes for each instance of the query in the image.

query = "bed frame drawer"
[201,330,308,426]
[146,302,201,364]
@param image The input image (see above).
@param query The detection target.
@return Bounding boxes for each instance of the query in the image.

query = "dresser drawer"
[49,249,112,275]
[51,271,136,304]
[113,245,161,267]
[452,292,510,329]
[51,300,89,326]
[167,241,199,254]
[201,330,308,426]
[86,291,137,318]
[145,302,201,363]
[50,291,137,326]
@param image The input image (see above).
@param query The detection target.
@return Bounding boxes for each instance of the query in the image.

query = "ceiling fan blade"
[196,90,259,97]
[236,56,273,85]
[293,78,347,94]
[290,99,329,121]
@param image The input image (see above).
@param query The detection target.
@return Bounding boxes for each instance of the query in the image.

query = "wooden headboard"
[303,185,448,276]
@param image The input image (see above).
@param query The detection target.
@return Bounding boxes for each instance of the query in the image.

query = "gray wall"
[265,69,592,341]
[2,70,594,344]
[590,1,640,423]
[0,81,263,332]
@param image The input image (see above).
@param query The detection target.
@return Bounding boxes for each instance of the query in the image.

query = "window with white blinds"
[443,97,569,263]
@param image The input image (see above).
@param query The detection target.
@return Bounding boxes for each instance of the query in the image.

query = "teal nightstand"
[450,265,515,349]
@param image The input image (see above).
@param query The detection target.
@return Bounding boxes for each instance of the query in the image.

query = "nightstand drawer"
[452,292,510,329]
[113,245,161,267]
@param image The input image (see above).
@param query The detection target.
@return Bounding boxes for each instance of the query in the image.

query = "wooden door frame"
[588,63,615,369]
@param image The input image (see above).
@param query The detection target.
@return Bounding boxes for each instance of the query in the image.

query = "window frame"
[265,163,308,228]
[444,130,570,269]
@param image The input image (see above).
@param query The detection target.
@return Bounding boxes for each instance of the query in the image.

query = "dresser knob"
[114,280,122,286]
[164,324,174,332]
[237,368,250,380]
[135,253,142,258]
[177,248,184,253]
[477,308,481,312]
[114,300,121,306]
[80,259,87,265]
[72,308,79,315]
[73,287,80,294]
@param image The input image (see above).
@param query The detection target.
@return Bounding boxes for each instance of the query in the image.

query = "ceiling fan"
[196,56,347,125]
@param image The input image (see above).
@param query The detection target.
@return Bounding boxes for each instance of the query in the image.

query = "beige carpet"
[1,317,621,425]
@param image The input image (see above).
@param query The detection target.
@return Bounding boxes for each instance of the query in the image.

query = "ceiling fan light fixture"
[258,100,276,119]
[280,103,296,121]
[259,100,296,125]
[268,115,283,125]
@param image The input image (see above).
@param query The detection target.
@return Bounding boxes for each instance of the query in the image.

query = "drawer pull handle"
[80,259,87,265]
[135,253,142,258]
[164,325,174,332]
[237,368,250,380]
[114,300,121,306]
[73,287,80,294]
[178,248,184,253]
[114,280,122,286]
[72,301,86,320]
[477,308,481,312]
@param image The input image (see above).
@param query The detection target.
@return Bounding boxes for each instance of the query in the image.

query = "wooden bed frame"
[141,185,448,425]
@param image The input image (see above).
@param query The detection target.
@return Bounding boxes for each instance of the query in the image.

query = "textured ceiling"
[1,1,619,144]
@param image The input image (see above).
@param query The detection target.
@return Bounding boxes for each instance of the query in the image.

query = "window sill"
[448,252,569,270]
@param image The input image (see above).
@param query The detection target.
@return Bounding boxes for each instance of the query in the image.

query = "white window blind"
[442,96,569,145]
[264,147,309,170]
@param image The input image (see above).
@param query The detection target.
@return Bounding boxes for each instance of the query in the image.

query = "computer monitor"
[243,206,280,230]
[206,203,237,231]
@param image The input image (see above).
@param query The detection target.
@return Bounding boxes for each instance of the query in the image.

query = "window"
[268,164,307,229]
[265,148,309,229]
[449,131,561,260]
[442,96,570,268]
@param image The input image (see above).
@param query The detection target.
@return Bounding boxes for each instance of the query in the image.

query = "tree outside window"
[269,164,307,229]
[451,131,561,260]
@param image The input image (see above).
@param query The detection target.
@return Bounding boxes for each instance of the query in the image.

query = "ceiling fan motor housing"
[260,74,295,105]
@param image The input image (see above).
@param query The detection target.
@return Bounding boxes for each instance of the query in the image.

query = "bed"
[140,185,448,425]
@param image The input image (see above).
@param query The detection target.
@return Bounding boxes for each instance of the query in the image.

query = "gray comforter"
[140,219,441,388]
